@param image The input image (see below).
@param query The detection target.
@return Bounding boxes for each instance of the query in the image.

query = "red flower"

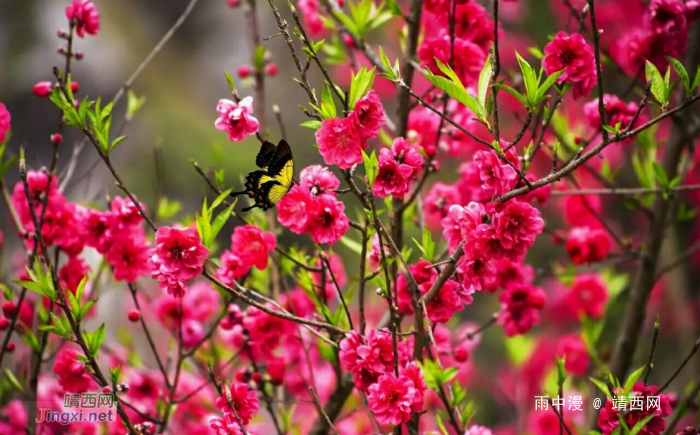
[644,0,687,35]
[231,224,276,270]
[214,98,260,142]
[491,201,544,262]
[65,0,100,38]
[215,249,251,286]
[149,226,209,297]
[53,348,92,393]
[555,334,589,376]
[0,103,9,144]
[565,226,611,265]
[543,32,597,99]
[58,256,90,293]
[498,283,546,336]
[441,202,487,253]
[566,273,609,319]
[598,382,672,435]
[473,150,518,197]
[306,194,349,245]
[583,94,648,140]
[373,138,424,199]
[214,382,260,424]
[106,232,151,283]
[418,36,487,85]
[299,164,341,195]
[316,117,366,169]
[348,90,386,140]
[367,371,423,425]
[339,330,403,392]
[421,279,463,323]
[80,208,114,253]
[277,185,313,234]
[424,182,462,230]
[210,413,247,435]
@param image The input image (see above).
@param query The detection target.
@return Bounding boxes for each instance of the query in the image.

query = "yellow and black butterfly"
[231,139,294,212]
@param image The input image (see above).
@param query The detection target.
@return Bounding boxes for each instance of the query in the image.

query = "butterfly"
[231,139,294,212]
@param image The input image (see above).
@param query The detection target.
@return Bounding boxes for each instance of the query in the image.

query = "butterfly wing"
[255,141,277,169]
[233,139,294,212]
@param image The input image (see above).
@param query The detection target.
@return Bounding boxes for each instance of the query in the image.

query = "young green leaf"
[362,149,378,187]
[589,377,613,399]
[652,162,669,187]
[320,82,337,119]
[629,414,655,435]
[493,84,529,108]
[477,56,493,110]
[536,69,564,103]
[645,61,667,108]
[691,64,700,95]
[624,366,646,396]
[515,51,539,107]
[300,120,322,130]
[666,56,690,96]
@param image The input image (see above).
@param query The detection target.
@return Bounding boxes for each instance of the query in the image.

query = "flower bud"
[127,310,140,322]
[6,342,15,353]
[33,81,53,98]
[2,301,16,316]
[70,81,80,93]
[265,63,279,77]
[75,50,84,60]
[50,133,63,145]
[0,317,8,330]
[238,65,252,79]
[70,361,85,375]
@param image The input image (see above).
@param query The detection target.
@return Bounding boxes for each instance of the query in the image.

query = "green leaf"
[666,57,690,96]
[320,82,337,119]
[339,235,363,254]
[157,197,182,221]
[348,66,376,109]
[421,226,435,262]
[505,335,533,366]
[536,69,564,103]
[477,56,492,110]
[20,328,40,352]
[110,365,122,385]
[3,368,24,393]
[589,377,613,399]
[645,61,667,108]
[556,356,567,386]
[624,366,645,396]
[528,46,544,60]
[110,136,127,151]
[378,46,398,80]
[423,60,485,121]
[691,64,700,95]
[493,84,529,108]
[300,120,322,130]
[253,45,267,71]
[362,149,378,187]
[210,189,232,210]
[224,72,236,93]
[515,51,539,107]
[629,414,655,435]
[652,162,669,187]
[210,199,237,248]
[385,0,403,16]
[90,324,106,357]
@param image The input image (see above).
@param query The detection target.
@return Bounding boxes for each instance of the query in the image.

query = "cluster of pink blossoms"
[440,196,546,335]
[542,32,597,99]
[276,165,349,244]
[215,97,260,142]
[615,0,698,75]
[11,170,152,292]
[598,382,673,435]
[65,0,100,38]
[0,103,10,144]
[315,90,386,169]
[149,226,209,297]
[339,330,426,425]
[210,382,260,434]
[419,0,494,85]
[373,137,424,199]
